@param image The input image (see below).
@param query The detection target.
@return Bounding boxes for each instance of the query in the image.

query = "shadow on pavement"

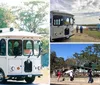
[50,34,74,42]
[1,81,35,85]
[51,83,68,85]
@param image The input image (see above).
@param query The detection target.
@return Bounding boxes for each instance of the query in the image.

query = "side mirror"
[37,41,42,58]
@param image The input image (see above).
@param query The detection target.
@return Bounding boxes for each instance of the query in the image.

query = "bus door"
[23,40,34,73]
[32,41,41,73]
[23,40,41,73]
[63,16,71,35]
[63,16,74,36]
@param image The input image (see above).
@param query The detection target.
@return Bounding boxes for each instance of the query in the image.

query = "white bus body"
[0,28,42,83]
[50,11,74,41]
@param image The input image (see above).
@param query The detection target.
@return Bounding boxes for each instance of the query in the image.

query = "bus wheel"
[0,71,6,83]
[25,76,35,83]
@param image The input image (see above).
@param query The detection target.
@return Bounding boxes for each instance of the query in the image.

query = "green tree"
[0,7,15,28]
[55,57,65,69]
[50,51,57,73]
[73,44,100,70]
[41,38,49,55]
[65,58,76,66]
[13,1,48,32]
[50,51,66,73]
[37,28,49,34]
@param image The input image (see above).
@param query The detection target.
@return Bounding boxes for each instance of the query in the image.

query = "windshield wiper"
[28,52,31,58]
[15,55,17,58]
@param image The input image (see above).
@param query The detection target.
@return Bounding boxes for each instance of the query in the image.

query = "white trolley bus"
[0,28,42,83]
[50,11,74,41]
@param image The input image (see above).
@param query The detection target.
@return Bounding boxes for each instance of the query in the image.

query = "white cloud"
[72,0,100,13]
[0,0,24,6]
[50,0,100,24]
[50,0,73,13]
[0,0,48,6]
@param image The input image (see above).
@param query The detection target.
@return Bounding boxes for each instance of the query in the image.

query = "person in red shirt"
[57,70,62,81]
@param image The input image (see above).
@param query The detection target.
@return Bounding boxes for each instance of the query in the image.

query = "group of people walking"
[76,25,83,33]
[57,69,75,82]
[56,68,93,83]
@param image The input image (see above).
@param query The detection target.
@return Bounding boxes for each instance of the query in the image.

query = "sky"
[50,0,100,24]
[50,44,92,60]
[0,0,48,6]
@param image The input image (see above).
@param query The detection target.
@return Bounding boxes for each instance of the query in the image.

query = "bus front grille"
[24,59,32,72]
[65,28,69,35]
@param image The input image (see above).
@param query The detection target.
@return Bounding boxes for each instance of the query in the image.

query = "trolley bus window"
[53,15,63,26]
[63,16,70,25]
[70,18,73,24]
[34,41,40,56]
[8,40,22,56]
[23,40,33,56]
[70,18,74,24]
[66,18,70,24]
[0,39,6,56]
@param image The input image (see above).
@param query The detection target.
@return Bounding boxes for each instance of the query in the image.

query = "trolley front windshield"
[8,39,41,57]
[53,15,74,26]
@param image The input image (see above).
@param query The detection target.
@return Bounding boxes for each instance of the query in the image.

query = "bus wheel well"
[0,68,6,83]
[0,68,5,75]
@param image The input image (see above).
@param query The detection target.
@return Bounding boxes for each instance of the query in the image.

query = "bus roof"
[0,31,42,39]
[51,10,74,16]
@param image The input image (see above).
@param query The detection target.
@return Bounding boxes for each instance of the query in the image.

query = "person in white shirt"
[69,70,74,81]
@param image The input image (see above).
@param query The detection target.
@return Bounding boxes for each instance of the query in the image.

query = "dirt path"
[52,30,100,42]
[71,33,100,42]
[51,78,100,85]
[64,30,100,42]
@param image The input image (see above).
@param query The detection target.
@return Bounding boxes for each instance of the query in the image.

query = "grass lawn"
[84,29,100,39]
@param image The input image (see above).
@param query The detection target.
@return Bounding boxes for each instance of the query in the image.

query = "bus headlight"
[17,67,20,70]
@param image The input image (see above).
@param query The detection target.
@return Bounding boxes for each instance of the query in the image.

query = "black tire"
[0,71,6,84]
[25,76,35,83]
